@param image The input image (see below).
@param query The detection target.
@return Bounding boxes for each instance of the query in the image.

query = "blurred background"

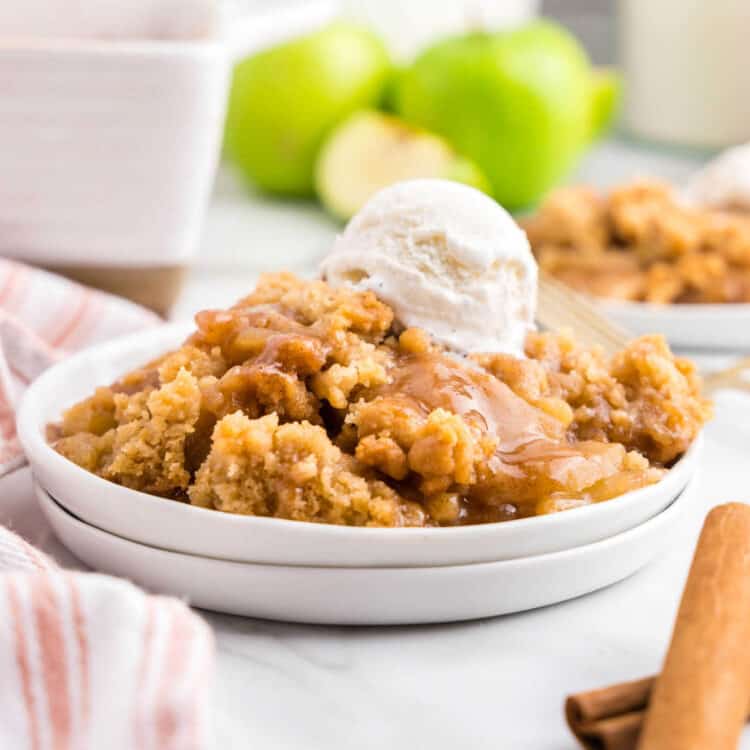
[195,0,731,315]
[226,0,616,63]
[3,0,748,317]
[544,0,614,63]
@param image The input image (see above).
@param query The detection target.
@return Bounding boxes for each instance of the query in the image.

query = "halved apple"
[315,111,489,220]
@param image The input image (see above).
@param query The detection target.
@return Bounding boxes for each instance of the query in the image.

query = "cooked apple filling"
[52,274,710,527]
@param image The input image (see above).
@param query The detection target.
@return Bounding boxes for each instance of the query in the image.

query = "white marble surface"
[4,138,750,748]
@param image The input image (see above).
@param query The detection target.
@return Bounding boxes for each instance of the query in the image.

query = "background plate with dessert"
[525,145,750,350]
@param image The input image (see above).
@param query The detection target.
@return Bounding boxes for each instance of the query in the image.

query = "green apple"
[395,21,605,210]
[225,22,390,196]
[588,66,621,140]
[315,110,489,220]
[380,65,405,113]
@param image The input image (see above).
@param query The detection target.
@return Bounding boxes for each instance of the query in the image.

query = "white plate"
[18,323,701,568]
[35,480,694,625]
[601,300,750,350]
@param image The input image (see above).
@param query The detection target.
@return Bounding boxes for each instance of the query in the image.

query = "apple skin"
[225,22,391,196]
[395,21,595,210]
[588,67,621,140]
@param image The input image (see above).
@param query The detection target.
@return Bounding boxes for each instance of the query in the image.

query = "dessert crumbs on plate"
[524,180,750,304]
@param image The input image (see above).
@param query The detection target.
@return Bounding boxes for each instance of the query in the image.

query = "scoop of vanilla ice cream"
[321,179,537,354]
[682,143,750,209]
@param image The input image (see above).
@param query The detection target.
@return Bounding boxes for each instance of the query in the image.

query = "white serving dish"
[18,323,701,568]
[0,39,228,269]
[600,300,750,351]
[35,480,694,625]
[0,2,336,269]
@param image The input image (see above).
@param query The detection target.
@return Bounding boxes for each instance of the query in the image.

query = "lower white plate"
[601,300,750,350]
[35,479,694,626]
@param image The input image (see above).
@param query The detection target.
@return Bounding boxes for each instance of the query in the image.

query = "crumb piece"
[189,412,425,527]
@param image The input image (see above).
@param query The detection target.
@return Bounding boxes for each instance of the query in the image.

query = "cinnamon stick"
[566,677,653,750]
[567,676,750,750]
[637,503,750,749]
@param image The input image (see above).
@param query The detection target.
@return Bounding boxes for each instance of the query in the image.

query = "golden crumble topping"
[524,181,750,303]
[52,274,711,527]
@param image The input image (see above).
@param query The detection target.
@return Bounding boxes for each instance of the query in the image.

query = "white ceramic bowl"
[17,323,702,568]
[35,480,694,625]
[0,39,228,269]
[0,1,337,271]
[600,300,750,350]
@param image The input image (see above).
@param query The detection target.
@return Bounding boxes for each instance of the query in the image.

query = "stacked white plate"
[600,300,750,350]
[18,325,702,625]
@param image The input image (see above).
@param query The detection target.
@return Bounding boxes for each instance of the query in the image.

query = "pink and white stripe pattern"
[0,261,215,748]
[0,532,214,750]
[0,259,160,475]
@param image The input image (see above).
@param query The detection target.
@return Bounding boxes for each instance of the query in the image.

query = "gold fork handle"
[703,356,750,394]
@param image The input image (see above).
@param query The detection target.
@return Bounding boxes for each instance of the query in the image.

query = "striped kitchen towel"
[0,260,215,749]
[0,258,161,475]
[0,527,214,750]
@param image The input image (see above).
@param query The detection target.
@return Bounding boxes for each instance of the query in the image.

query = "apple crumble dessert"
[52,274,710,527]
[524,181,750,303]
